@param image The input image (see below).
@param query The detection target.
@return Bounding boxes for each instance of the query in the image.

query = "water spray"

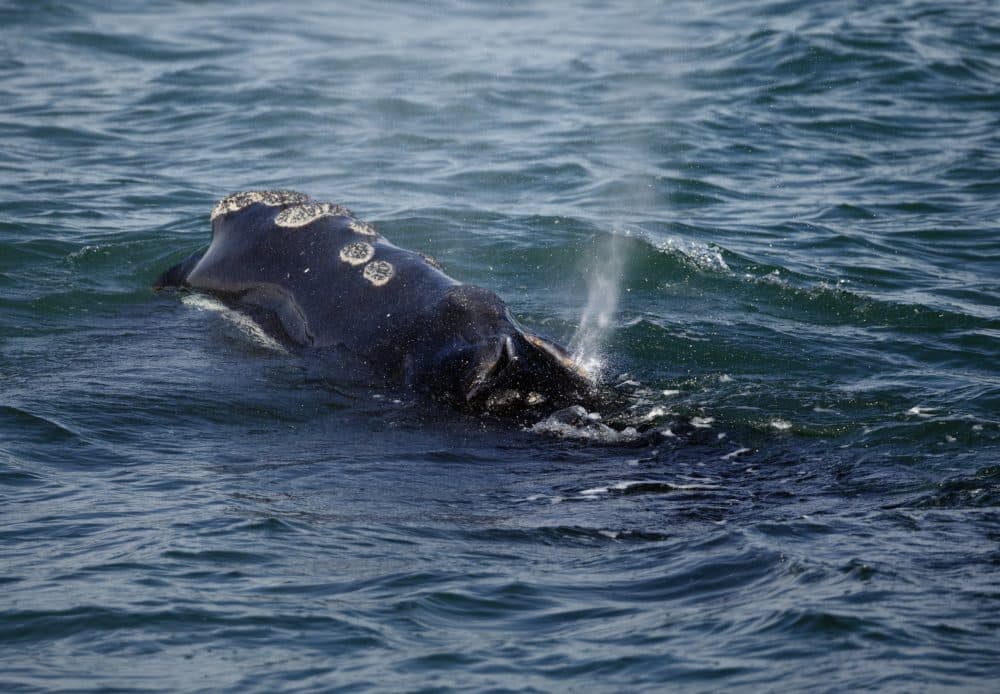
[569,231,628,380]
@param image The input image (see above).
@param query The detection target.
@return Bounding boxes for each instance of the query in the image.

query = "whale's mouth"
[459,331,593,412]
[464,335,518,402]
[418,285,593,413]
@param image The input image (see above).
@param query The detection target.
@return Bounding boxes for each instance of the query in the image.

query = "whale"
[155,190,594,414]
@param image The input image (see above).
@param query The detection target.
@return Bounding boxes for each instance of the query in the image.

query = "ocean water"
[2,0,998,690]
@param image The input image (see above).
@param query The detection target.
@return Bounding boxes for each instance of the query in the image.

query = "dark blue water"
[2,1,998,690]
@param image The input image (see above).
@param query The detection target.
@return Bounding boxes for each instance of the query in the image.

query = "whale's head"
[411,285,594,414]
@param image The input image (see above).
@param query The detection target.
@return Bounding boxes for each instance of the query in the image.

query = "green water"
[1,1,998,691]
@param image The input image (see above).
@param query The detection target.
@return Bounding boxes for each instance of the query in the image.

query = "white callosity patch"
[275,201,355,229]
[363,260,395,286]
[210,189,308,221]
[259,189,310,207]
[348,219,378,237]
[275,202,332,228]
[210,190,355,228]
[339,241,375,266]
[210,191,264,220]
[526,392,546,406]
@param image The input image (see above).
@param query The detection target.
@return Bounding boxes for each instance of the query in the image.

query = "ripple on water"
[1,0,998,691]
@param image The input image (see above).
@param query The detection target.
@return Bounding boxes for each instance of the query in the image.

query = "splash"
[529,405,640,443]
[569,232,629,379]
[654,236,730,273]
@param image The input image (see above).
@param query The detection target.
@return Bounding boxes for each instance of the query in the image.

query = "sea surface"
[2,1,998,691]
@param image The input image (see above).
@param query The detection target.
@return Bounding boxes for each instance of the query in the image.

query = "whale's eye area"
[210,189,309,221]
[339,241,375,266]
[363,260,395,286]
[275,203,333,228]
[348,220,378,237]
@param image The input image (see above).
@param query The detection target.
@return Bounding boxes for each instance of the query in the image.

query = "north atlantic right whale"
[155,190,595,415]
